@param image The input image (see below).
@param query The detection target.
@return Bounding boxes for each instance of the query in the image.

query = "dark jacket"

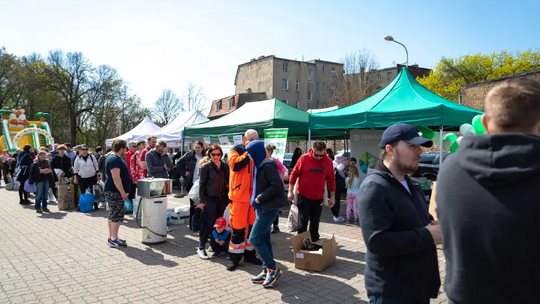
[255,158,289,213]
[437,134,540,304]
[357,160,440,300]
[146,150,169,178]
[16,151,32,181]
[199,160,229,204]
[29,159,55,185]
[177,150,202,189]
[51,155,73,178]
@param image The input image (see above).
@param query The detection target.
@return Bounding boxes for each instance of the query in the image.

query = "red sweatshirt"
[289,149,336,200]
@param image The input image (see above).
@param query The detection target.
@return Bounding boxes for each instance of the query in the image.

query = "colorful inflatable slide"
[0,109,55,152]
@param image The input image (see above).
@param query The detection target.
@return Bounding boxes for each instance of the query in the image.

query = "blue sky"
[1,0,538,109]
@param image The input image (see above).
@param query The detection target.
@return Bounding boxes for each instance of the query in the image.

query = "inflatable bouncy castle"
[0,109,55,152]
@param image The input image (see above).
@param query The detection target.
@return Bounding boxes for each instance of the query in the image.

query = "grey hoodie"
[436,133,540,304]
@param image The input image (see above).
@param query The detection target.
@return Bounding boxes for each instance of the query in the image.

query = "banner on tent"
[219,136,229,144]
[203,136,211,144]
[233,135,243,145]
[264,128,288,162]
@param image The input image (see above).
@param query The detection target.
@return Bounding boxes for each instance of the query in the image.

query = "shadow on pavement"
[39,212,68,220]
[121,246,178,267]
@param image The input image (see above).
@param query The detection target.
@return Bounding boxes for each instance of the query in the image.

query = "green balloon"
[417,126,434,139]
[450,141,459,153]
[472,115,485,134]
[432,132,440,145]
[445,133,458,142]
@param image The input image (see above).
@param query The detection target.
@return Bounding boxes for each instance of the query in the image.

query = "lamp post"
[384,35,408,67]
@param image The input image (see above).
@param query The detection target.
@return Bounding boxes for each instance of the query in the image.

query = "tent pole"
[181,132,184,155]
[439,127,443,166]
[308,129,311,150]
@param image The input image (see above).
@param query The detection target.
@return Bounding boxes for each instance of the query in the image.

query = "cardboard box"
[57,185,75,200]
[291,231,337,272]
[428,182,438,224]
[58,198,75,211]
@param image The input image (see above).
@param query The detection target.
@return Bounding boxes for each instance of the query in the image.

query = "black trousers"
[79,175,97,194]
[331,187,344,217]
[18,176,29,201]
[297,194,323,242]
[129,183,137,201]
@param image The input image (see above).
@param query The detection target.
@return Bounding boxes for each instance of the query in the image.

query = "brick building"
[460,68,540,111]
[207,92,267,120]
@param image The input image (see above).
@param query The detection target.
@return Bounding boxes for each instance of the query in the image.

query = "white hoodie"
[74,154,99,178]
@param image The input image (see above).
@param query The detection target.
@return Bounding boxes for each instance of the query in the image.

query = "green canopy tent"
[183,98,342,140]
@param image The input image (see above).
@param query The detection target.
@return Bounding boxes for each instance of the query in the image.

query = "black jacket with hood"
[255,158,289,213]
[436,134,540,304]
[357,160,440,300]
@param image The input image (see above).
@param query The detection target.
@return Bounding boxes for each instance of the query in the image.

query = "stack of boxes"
[57,184,75,210]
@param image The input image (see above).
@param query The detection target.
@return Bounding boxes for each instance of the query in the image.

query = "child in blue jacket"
[210,217,231,258]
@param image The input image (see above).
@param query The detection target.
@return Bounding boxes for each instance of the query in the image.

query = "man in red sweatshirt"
[288,141,336,244]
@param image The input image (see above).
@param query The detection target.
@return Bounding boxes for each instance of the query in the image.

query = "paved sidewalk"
[0,187,448,304]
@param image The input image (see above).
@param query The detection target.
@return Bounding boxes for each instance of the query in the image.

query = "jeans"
[368,295,429,304]
[297,194,323,242]
[249,208,279,270]
[331,187,344,217]
[198,196,227,249]
[35,181,49,210]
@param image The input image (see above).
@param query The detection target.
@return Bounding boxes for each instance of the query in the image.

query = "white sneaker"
[207,246,214,252]
[333,216,345,223]
[197,248,209,260]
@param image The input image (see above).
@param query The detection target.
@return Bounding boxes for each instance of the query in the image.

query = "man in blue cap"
[357,123,442,304]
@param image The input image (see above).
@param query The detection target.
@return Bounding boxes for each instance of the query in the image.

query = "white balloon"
[456,136,464,144]
[459,123,475,136]
[442,139,452,149]
[433,133,441,145]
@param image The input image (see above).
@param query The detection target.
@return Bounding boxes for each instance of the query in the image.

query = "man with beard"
[357,124,442,304]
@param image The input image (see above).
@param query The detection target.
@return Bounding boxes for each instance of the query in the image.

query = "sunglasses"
[313,153,324,157]
[81,149,88,151]
[211,153,221,157]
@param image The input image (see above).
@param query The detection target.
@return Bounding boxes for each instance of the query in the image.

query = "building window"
[283,99,288,105]
[377,74,381,81]
[387,72,392,80]
[228,98,234,109]
[323,83,326,93]
[322,65,325,73]
[308,91,313,101]
[376,86,382,91]
[331,67,336,74]
[283,63,288,72]
[308,70,313,81]
[282,79,288,90]
[316,82,319,93]
[215,101,221,111]
[331,86,336,94]
[296,100,300,108]
[296,80,300,91]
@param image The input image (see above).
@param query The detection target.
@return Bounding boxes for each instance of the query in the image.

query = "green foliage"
[417,49,540,102]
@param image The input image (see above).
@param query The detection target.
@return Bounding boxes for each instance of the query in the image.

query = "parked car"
[283,153,293,169]
[417,152,450,181]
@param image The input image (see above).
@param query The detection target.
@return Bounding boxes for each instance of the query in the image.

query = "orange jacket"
[228,144,253,202]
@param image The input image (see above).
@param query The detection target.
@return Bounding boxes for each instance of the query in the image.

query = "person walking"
[227,129,263,271]
[344,166,360,224]
[247,141,288,288]
[332,154,348,222]
[357,123,441,304]
[176,141,205,230]
[145,140,170,179]
[196,145,229,260]
[73,144,100,210]
[288,141,336,245]
[437,79,540,304]
[264,145,288,234]
[16,145,33,205]
[29,150,55,213]
[104,139,131,248]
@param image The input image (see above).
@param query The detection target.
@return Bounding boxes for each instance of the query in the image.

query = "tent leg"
[439,127,443,166]
[308,129,311,150]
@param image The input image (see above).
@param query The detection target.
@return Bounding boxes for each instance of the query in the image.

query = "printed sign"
[203,136,211,144]
[219,136,229,144]
[264,128,288,162]
[233,134,243,145]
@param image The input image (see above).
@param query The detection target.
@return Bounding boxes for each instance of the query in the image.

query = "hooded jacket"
[228,144,253,203]
[289,149,336,200]
[357,160,440,300]
[436,134,540,304]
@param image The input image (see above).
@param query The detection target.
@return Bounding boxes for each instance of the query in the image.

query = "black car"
[417,152,450,181]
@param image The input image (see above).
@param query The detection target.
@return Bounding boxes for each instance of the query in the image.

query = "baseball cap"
[380,124,433,149]
[214,217,226,228]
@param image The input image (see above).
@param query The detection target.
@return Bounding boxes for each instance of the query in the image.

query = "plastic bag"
[188,179,200,204]
[79,188,95,213]
[124,200,133,214]
[222,205,232,232]
[13,181,20,191]
[287,204,299,233]
[24,180,36,193]
[48,188,57,203]
[93,184,104,202]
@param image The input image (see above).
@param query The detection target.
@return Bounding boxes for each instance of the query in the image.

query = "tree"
[0,47,20,110]
[417,49,540,102]
[184,82,207,112]
[152,89,183,125]
[329,49,380,107]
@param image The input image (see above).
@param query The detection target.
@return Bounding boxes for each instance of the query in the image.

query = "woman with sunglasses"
[196,144,230,260]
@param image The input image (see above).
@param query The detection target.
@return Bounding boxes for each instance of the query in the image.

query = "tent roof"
[106,117,160,146]
[154,110,208,136]
[309,67,483,130]
[307,106,339,114]
[184,99,313,138]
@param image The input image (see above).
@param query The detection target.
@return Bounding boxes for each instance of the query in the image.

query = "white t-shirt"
[193,155,203,183]
[399,179,411,194]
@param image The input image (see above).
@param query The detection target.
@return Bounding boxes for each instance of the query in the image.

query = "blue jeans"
[35,181,49,210]
[369,295,429,304]
[198,196,227,249]
[249,208,279,270]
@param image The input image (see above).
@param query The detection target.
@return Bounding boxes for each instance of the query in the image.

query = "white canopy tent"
[105,117,161,147]
[133,110,208,148]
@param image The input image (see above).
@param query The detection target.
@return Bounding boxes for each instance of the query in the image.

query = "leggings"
[19,177,29,201]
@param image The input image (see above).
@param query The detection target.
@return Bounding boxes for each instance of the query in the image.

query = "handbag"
[24,179,37,193]
[188,179,201,204]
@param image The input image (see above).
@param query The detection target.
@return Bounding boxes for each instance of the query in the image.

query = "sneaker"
[313,239,324,246]
[212,251,222,258]
[116,239,127,247]
[197,248,209,260]
[252,270,267,284]
[354,220,359,225]
[42,208,50,212]
[25,199,31,204]
[271,226,280,234]
[108,238,119,248]
[167,226,173,232]
[207,246,214,253]
[225,253,230,259]
[19,200,25,205]
[36,209,42,214]
[263,268,282,288]
[227,260,238,271]
[333,216,346,223]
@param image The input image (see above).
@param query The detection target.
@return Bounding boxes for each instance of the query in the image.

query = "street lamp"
[384,35,408,67]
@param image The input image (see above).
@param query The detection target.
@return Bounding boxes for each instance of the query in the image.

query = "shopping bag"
[79,188,95,213]
[222,204,232,232]
[48,188,57,203]
[188,179,201,204]
[93,184,104,202]
[287,204,299,233]
[24,180,36,193]
[124,200,133,214]
[13,181,20,191]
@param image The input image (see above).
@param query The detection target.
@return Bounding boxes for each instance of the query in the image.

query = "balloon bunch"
[416,115,485,154]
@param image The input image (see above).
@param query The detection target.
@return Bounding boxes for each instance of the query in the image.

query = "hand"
[328,197,335,208]
[61,173,65,178]
[283,172,289,181]
[288,191,294,204]
[220,241,224,245]
[121,192,129,202]
[198,203,205,211]
[425,224,442,245]
[248,154,253,161]
[185,172,190,177]
[255,198,260,204]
